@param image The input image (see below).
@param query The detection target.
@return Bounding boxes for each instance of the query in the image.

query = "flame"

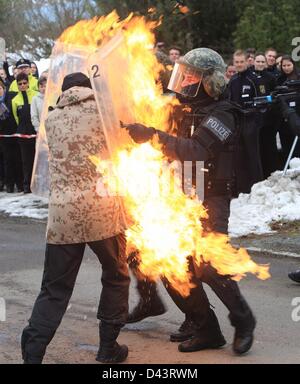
[58,11,129,49]
[58,12,270,297]
[178,5,190,14]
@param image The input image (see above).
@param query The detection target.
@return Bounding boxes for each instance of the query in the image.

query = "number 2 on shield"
[92,65,100,78]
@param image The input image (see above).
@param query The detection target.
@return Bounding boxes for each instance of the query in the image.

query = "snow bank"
[229,158,300,237]
[0,193,48,220]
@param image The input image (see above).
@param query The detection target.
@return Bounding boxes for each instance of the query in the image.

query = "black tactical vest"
[177,100,263,197]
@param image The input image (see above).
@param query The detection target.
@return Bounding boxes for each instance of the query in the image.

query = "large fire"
[57,12,270,296]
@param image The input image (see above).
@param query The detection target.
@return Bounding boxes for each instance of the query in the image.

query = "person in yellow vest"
[12,73,38,193]
[9,59,38,93]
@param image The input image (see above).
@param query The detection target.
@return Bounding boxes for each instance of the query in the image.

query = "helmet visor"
[168,62,203,97]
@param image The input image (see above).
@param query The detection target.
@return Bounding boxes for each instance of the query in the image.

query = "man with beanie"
[21,72,129,364]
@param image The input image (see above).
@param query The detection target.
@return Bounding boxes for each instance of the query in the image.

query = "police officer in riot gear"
[126,48,256,355]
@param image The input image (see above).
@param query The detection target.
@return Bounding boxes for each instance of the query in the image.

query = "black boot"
[127,280,166,323]
[96,322,128,364]
[178,309,226,352]
[0,180,4,192]
[178,334,226,352]
[21,324,46,364]
[231,312,256,355]
[289,270,300,283]
[200,265,256,356]
[170,316,195,342]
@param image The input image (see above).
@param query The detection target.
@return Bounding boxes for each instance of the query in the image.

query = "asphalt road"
[0,214,300,364]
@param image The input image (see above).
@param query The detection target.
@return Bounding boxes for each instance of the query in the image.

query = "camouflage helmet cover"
[179,48,227,98]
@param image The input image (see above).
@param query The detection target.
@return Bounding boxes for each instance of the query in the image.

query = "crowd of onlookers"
[0,58,48,194]
[0,44,300,195]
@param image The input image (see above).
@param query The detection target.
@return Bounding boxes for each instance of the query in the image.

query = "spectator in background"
[0,68,9,89]
[41,70,49,79]
[0,78,8,191]
[277,55,300,164]
[225,62,236,83]
[277,55,300,85]
[265,48,281,78]
[155,42,166,54]
[252,53,279,178]
[31,77,47,133]
[246,48,256,69]
[9,59,38,93]
[12,73,38,194]
[227,50,258,106]
[0,78,23,193]
[252,53,276,96]
[169,46,182,64]
[1,54,15,86]
[31,62,39,79]
[13,67,18,79]
[276,54,283,71]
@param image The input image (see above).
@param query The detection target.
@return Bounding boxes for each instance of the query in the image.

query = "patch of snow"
[229,158,300,237]
[0,193,48,220]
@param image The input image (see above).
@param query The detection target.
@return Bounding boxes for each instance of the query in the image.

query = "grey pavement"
[0,214,300,364]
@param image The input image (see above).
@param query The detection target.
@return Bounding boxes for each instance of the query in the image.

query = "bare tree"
[24,0,97,58]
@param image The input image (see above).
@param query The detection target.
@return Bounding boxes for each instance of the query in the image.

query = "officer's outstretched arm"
[125,123,210,161]
[154,131,211,162]
[126,109,234,162]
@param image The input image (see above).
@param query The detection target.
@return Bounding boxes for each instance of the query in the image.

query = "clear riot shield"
[88,33,133,156]
[31,43,93,197]
[88,33,136,228]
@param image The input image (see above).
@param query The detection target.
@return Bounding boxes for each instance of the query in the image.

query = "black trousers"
[18,138,36,191]
[130,196,254,336]
[0,138,23,189]
[22,233,130,360]
[260,111,280,179]
[0,144,4,186]
[279,128,300,167]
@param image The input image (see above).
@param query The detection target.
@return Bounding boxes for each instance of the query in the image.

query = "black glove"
[125,123,156,144]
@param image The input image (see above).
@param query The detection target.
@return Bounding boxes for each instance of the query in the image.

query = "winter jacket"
[227,68,258,107]
[277,70,300,86]
[9,74,38,93]
[252,69,277,96]
[45,86,126,244]
[30,93,44,132]
[266,65,281,79]
[0,90,18,137]
[12,89,37,136]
